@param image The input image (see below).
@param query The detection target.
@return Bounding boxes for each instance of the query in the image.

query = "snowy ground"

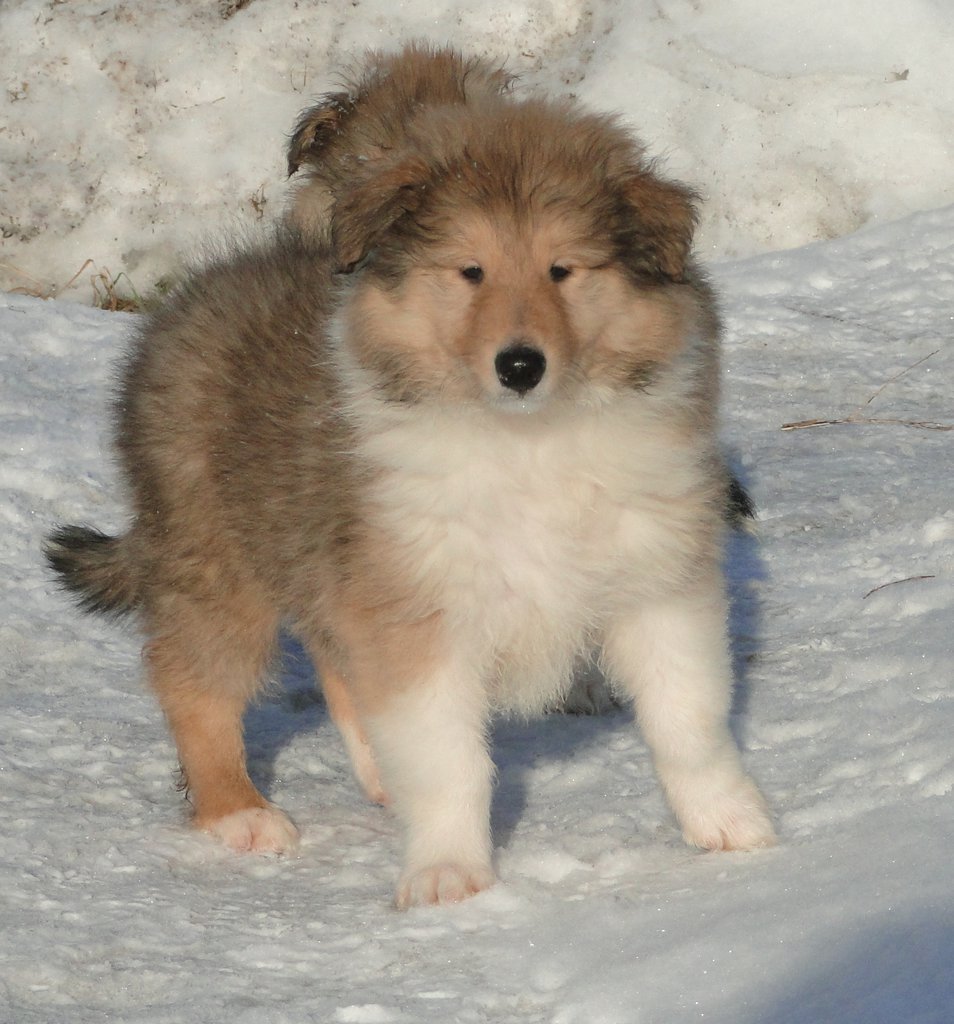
[2,206,953,1023]
[3,1,954,1021]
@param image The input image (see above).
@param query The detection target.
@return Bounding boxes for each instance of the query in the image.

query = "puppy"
[288,44,627,720]
[285,42,513,239]
[284,45,754,724]
[47,80,775,908]
[285,45,755,521]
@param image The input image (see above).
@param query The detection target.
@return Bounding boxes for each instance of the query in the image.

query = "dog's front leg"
[603,576,776,852]
[362,659,495,908]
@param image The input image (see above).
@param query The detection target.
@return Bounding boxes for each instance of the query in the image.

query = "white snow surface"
[2,2,954,1022]
[3,204,954,1024]
[3,0,954,301]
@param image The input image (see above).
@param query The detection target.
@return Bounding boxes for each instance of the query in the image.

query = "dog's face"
[330,100,705,412]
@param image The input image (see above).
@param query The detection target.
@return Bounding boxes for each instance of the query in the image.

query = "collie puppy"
[285,42,513,239]
[285,44,753,720]
[288,44,623,717]
[47,84,775,908]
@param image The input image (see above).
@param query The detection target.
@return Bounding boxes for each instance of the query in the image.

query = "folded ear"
[287,92,351,176]
[619,171,699,282]
[330,155,433,272]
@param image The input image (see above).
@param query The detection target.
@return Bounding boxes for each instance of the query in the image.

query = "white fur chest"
[352,397,708,710]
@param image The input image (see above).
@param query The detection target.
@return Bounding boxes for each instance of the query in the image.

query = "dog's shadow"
[724,507,768,732]
[242,637,330,800]
[243,512,767,846]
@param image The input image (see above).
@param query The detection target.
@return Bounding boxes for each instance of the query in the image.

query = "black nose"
[494,344,547,395]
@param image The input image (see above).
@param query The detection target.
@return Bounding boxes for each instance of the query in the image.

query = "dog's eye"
[461,265,484,284]
[549,265,572,282]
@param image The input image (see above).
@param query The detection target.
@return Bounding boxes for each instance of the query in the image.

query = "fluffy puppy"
[284,45,754,515]
[285,42,513,239]
[47,86,775,908]
[288,44,624,719]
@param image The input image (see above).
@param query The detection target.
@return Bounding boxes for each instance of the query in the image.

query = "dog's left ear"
[331,155,432,272]
[287,92,350,176]
[620,172,699,282]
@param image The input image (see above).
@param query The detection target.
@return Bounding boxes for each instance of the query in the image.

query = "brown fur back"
[114,233,350,619]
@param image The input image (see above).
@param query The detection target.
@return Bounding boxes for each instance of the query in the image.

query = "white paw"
[203,806,300,854]
[396,862,496,909]
[679,777,776,852]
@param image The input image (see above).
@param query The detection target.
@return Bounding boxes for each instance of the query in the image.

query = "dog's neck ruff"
[325,313,718,714]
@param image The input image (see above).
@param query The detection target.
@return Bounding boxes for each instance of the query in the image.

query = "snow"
[2,2,954,1021]
[3,0,954,301]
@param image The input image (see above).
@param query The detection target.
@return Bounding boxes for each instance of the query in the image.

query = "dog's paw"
[396,862,496,909]
[680,779,776,852]
[202,806,300,855]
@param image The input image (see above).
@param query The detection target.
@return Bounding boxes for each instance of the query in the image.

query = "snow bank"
[2,0,954,302]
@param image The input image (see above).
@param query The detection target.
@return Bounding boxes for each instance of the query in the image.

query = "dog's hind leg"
[312,651,389,806]
[602,574,775,853]
[145,589,299,854]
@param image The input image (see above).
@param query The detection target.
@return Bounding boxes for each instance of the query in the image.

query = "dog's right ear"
[287,92,351,176]
[619,171,699,282]
[331,155,432,273]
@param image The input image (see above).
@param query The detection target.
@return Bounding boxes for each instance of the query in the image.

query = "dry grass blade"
[863,575,937,600]
[3,258,149,311]
[782,350,952,431]
[782,417,954,432]
[89,266,145,313]
[1,260,59,299]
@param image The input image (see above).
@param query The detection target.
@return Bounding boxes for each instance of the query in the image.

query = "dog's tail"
[44,525,141,617]
[726,473,756,527]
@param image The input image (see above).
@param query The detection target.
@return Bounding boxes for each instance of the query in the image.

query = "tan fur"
[285,42,513,239]
[47,55,774,906]
[345,210,702,405]
[312,651,388,805]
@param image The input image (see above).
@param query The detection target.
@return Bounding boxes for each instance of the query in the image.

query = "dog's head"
[329,97,712,412]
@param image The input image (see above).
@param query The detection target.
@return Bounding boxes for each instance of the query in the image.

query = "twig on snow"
[782,350,952,432]
[862,575,937,600]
